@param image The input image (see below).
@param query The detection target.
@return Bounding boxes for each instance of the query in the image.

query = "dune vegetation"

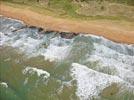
[2,0,134,21]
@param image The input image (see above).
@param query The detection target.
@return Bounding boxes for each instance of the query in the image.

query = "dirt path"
[1,4,134,44]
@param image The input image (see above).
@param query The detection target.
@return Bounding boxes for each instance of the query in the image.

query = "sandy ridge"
[0,4,134,44]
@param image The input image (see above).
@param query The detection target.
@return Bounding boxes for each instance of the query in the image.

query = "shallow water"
[0,16,134,100]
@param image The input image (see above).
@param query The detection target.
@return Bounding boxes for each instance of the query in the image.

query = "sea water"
[0,16,134,100]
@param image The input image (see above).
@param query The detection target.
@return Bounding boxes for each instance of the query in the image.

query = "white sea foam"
[87,43,134,85]
[0,32,9,46]
[1,16,24,24]
[42,44,70,61]
[23,67,50,79]
[71,63,132,100]
[12,37,42,55]
[71,37,134,100]
[93,43,134,66]
[85,34,102,39]
[41,37,72,61]
[0,82,8,88]
[0,31,71,61]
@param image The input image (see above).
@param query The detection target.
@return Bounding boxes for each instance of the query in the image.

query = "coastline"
[1,3,134,44]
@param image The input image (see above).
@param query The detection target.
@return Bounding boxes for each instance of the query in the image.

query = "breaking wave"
[0,16,134,100]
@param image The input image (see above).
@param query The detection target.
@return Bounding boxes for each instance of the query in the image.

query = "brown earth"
[0,3,134,44]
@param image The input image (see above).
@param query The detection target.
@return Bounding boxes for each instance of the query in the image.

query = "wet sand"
[1,4,134,44]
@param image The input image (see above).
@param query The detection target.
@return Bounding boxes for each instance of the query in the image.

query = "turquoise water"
[0,16,134,100]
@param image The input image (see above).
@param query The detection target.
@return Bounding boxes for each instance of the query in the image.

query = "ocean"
[0,16,134,100]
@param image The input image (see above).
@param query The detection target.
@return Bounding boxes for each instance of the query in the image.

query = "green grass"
[1,0,134,22]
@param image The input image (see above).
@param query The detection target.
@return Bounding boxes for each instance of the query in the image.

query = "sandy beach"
[1,4,134,44]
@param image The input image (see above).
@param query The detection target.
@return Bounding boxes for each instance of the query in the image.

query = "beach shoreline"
[1,3,134,44]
